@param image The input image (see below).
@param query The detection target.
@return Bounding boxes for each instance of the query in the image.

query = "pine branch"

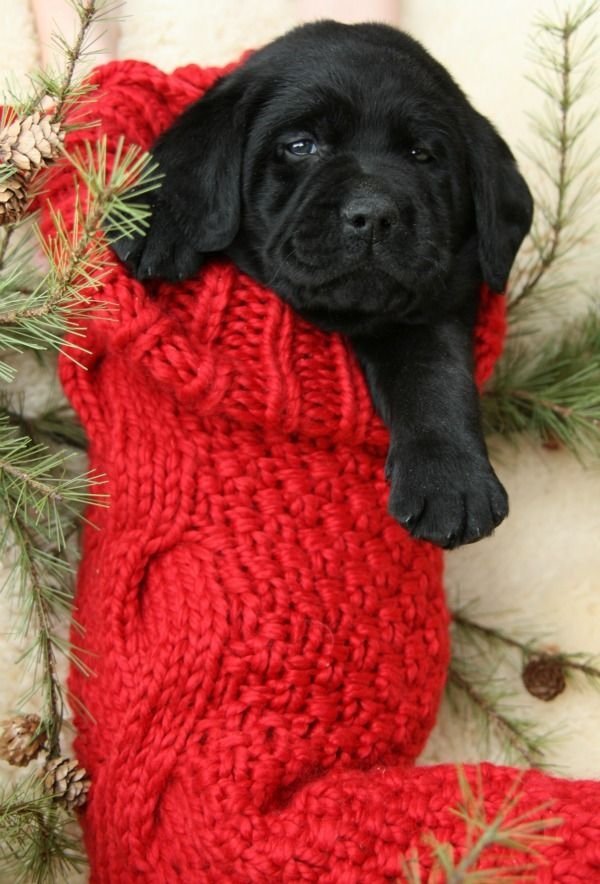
[0,416,101,757]
[51,1,102,126]
[453,611,537,656]
[0,2,134,878]
[483,309,600,459]
[0,417,100,537]
[10,515,64,760]
[400,767,561,883]
[0,0,139,382]
[0,774,86,884]
[446,665,547,769]
[0,2,111,276]
[2,401,88,452]
[509,0,599,319]
[0,226,15,274]
[453,610,600,688]
[17,0,113,125]
[0,137,161,382]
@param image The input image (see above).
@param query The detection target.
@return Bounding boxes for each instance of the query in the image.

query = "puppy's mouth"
[271,234,445,293]
[274,236,412,287]
[258,232,450,333]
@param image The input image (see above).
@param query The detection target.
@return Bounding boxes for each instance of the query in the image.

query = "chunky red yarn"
[43,60,600,882]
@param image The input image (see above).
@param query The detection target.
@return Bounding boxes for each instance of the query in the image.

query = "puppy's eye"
[285,138,318,157]
[410,147,434,163]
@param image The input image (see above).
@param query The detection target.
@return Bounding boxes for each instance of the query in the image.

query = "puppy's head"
[113,22,533,333]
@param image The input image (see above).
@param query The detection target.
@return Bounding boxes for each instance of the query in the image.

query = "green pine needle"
[0,415,105,756]
[0,416,103,545]
[452,607,600,692]
[0,2,130,878]
[446,663,551,769]
[67,134,163,241]
[483,309,600,459]
[509,0,599,319]
[1,396,88,452]
[401,767,562,883]
[0,136,161,380]
[0,774,86,884]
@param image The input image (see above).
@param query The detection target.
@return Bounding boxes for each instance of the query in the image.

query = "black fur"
[111,21,533,549]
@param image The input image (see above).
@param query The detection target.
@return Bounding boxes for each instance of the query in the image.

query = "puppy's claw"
[109,233,137,263]
[386,444,508,549]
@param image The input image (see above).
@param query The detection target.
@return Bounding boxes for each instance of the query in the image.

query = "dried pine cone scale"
[43,756,91,810]
[0,110,65,171]
[0,108,65,226]
[0,714,46,766]
[0,170,31,224]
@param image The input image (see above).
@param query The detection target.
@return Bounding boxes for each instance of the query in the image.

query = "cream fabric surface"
[0,7,599,879]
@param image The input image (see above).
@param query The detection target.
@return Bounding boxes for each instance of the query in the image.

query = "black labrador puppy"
[111,21,533,549]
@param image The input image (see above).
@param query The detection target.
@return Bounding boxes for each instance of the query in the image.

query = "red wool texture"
[43,60,600,882]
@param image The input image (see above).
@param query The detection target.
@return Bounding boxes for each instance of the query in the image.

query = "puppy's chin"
[269,264,442,335]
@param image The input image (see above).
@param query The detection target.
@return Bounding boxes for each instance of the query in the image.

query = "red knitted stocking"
[42,60,600,883]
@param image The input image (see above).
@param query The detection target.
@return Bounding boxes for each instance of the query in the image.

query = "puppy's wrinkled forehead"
[243,21,467,143]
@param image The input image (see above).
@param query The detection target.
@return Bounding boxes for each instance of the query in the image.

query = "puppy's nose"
[341,193,399,242]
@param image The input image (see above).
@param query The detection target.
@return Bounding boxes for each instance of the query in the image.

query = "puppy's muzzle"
[341,192,399,244]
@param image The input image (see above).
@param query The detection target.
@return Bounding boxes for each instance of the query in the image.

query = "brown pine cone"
[0,714,46,766]
[0,170,31,225]
[43,756,91,810]
[522,655,567,701]
[0,110,65,173]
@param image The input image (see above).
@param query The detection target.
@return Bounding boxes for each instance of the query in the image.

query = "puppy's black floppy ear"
[467,111,533,293]
[111,75,245,281]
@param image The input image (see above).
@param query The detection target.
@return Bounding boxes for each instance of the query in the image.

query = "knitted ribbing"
[43,60,600,882]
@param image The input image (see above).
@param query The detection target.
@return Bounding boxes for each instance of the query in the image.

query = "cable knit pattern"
[42,60,600,882]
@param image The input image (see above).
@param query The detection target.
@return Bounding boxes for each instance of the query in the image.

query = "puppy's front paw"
[385,441,508,549]
[109,200,203,282]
